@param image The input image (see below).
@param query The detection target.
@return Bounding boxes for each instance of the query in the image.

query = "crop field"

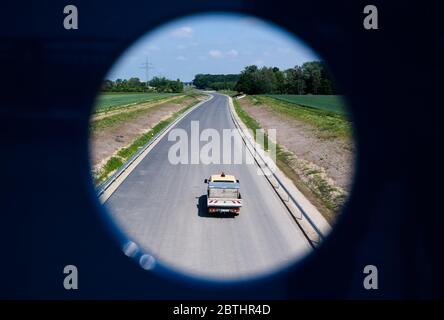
[266,95,348,115]
[94,92,179,113]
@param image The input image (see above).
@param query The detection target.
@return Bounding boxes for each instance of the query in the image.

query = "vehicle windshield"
[212,180,234,183]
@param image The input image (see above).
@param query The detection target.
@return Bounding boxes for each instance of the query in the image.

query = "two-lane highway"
[105,93,312,280]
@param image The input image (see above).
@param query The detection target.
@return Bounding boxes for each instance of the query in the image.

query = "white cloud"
[176,55,187,61]
[209,50,223,58]
[226,49,238,57]
[171,26,193,38]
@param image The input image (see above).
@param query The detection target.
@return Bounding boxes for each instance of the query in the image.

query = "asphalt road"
[105,93,312,280]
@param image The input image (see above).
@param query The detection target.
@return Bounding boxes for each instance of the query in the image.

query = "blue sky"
[108,13,320,83]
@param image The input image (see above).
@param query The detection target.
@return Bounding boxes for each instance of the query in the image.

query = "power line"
[140,57,154,85]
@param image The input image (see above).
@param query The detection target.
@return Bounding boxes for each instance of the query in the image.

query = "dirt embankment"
[90,96,200,173]
[238,97,355,221]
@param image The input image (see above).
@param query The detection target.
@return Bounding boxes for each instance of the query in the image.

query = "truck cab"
[204,172,242,215]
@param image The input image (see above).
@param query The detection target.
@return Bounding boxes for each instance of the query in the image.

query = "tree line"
[192,61,337,95]
[192,74,239,91]
[102,77,184,93]
[148,77,184,93]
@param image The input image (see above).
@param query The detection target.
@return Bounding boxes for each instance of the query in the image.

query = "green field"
[266,95,348,115]
[94,92,179,113]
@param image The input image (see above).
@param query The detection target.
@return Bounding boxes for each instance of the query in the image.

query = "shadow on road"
[196,195,236,219]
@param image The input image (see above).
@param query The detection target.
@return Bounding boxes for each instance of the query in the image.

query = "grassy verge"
[274,145,347,222]
[233,96,346,222]
[233,98,269,151]
[91,104,156,131]
[233,98,261,132]
[219,90,239,97]
[95,93,179,113]
[94,97,202,185]
[169,91,203,104]
[90,93,203,131]
[249,95,352,139]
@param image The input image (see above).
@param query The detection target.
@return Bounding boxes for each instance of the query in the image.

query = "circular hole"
[89,12,355,282]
